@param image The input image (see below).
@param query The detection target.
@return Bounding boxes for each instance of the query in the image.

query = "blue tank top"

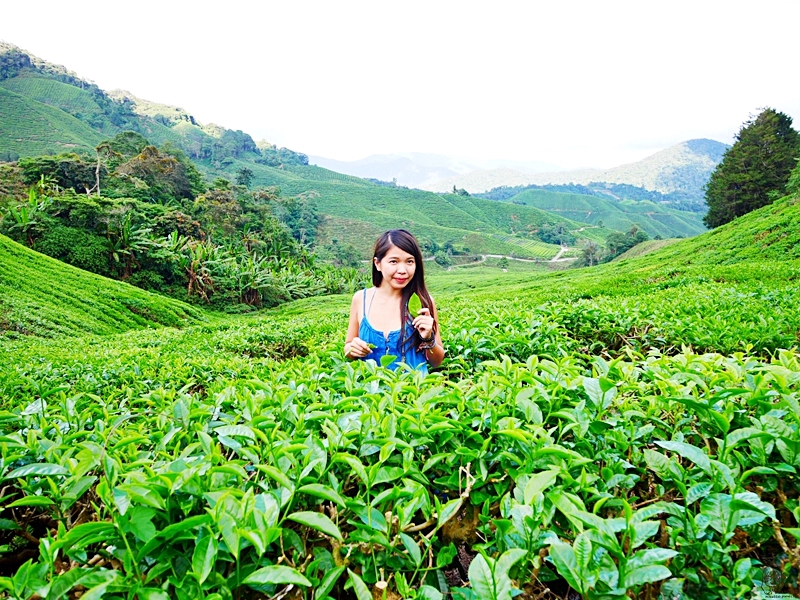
[359,288,428,373]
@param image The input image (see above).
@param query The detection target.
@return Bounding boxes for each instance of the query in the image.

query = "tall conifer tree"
[704,108,800,228]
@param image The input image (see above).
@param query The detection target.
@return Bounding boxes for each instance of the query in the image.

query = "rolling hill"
[0,233,206,340]
[500,188,707,238]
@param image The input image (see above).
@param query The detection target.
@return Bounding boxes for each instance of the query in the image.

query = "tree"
[704,108,800,228]
[580,240,601,267]
[236,167,254,188]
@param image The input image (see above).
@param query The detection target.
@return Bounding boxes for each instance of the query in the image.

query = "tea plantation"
[0,196,799,599]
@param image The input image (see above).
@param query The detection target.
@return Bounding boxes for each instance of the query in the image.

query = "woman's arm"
[344,292,370,359]
[414,297,444,368]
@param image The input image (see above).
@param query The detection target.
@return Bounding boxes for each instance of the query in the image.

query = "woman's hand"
[345,336,372,358]
[413,308,435,340]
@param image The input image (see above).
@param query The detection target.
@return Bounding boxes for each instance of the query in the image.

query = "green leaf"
[347,569,372,600]
[731,491,776,522]
[495,548,526,598]
[549,542,585,595]
[127,506,157,542]
[78,571,120,600]
[623,565,672,588]
[783,528,800,541]
[573,534,592,569]
[725,427,772,450]
[334,453,368,486]
[733,557,752,582]
[400,532,422,566]
[287,511,343,541]
[437,497,463,529]
[5,463,69,479]
[5,496,55,508]
[214,425,255,440]
[315,565,345,599]
[655,440,711,474]
[437,542,458,568]
[297,484,346,508]
[192,535,217,585]
[627,548,679,571]
[418,585,444,600]
[244,565,311,587]
[701,493,734,536]
[523,469,559,504]
[256,465,294,490]
[686,482,713,504]
[137,589,169,600]
[408,293,422,317]
[467,553,496,600]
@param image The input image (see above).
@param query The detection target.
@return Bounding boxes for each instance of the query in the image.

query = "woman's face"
[375,244,416,290]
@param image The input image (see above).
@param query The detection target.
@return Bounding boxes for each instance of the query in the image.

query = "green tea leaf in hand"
[408,293,422,317]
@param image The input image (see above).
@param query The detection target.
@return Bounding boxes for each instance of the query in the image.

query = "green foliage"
[35,224,111,275]
[704,108,800,227]
[255,143,308,167]
[0,233,205,338]
[536,221,576,245]
[603,226,649,262]
[1,194,800,597]
[786,159,800,196]
[478,181,709,212]
[17,153,98,193]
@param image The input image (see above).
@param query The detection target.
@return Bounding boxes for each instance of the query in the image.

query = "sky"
[2,0,799,169]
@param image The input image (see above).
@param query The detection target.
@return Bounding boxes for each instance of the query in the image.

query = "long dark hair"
[372,229,433,358]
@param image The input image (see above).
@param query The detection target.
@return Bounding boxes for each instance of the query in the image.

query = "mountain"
[422,139,729,199]
[309,152,562,189]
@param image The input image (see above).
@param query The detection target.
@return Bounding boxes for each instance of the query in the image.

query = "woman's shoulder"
[350,287,374,300]
[350,287,375,309]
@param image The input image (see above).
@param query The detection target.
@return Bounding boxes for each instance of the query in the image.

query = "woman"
[344,229,444,371]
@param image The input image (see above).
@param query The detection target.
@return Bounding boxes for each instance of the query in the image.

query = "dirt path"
[444,249,577,270]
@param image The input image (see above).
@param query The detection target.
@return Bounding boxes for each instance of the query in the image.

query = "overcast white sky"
[2,0,799,168]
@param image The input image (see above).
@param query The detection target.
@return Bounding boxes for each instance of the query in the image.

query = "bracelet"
[418,337,436,350]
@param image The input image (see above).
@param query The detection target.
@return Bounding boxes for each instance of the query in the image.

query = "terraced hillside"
[0,234,206,339]
[200,160,610,257]
[503,188,707,238]
[0,86,106,157]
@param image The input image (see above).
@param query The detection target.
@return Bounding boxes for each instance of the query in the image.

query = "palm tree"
[5,188,49,247]
[105,211,154,278]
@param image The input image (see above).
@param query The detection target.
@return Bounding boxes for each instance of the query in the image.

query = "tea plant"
[2,202,800,597]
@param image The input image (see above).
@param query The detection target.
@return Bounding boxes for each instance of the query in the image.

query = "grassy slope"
[0,73,118,135]
[426,194,800,301]
[0,72,218,160]
[0,234,207,340]
[0,86,105,157]
[210,160,610,258]
[505,188,706,238]
[612,238,681,261]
